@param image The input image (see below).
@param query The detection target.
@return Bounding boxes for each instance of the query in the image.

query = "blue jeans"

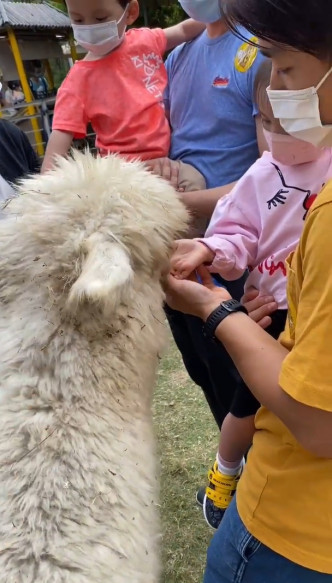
[204,497,332,583]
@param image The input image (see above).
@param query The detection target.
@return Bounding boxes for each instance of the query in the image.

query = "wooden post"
[69,34,78,62]
[44,59,54,90]
[7,27,44,157]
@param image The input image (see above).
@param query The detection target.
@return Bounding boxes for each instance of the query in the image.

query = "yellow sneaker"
[203,461,242,530]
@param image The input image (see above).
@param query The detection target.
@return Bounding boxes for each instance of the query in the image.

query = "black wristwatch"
[203,299,248,341]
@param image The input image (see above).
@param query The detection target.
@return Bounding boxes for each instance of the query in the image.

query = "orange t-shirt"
[52,28,170,161]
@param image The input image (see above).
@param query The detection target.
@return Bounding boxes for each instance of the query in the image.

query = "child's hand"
[145,157,180,189]
[171,239,215,279]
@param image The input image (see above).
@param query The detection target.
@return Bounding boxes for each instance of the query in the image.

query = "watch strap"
[203,299,248,341]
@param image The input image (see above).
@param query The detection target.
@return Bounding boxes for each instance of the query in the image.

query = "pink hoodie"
[202,149,332,308]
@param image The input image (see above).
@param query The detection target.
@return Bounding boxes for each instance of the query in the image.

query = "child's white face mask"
[267,66,332,148]
[72,8,128,56]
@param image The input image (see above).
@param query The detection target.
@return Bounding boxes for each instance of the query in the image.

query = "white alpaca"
[0,152,188,583]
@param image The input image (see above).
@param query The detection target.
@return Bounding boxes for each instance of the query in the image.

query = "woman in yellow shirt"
[166,0,332,581]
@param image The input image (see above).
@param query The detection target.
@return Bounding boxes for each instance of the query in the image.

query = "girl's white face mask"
[267,66,332,148]
[72,8,128,56]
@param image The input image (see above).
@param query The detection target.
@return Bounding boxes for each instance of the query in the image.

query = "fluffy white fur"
[0,152,188,582]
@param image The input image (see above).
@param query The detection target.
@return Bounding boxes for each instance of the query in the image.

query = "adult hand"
[242,287,278,329]
[145,157,180,189]
[165,266,231,320]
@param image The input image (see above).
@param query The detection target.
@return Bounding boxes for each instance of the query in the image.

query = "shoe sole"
[195,487,205,508]
[202,494,218,531]
[195,490,204,507]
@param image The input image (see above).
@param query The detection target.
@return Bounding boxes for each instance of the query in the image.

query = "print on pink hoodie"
[201,149,332,308]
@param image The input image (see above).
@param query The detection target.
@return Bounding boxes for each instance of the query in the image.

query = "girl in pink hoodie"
[171,61,332,530]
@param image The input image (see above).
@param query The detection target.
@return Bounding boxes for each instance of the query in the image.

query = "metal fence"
[0,96,96,158]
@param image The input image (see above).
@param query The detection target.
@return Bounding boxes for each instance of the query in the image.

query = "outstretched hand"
[165,268,279,327]
[164,265,231,320]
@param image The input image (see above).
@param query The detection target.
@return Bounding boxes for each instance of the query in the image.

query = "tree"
[13,0,186,27]
[142,0,185,27]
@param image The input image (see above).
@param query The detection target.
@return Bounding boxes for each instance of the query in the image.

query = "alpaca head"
[1,152,189,314]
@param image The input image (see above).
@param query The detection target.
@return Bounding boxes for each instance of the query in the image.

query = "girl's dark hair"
[118,0,131,7]
[254,60,272,102]
[222,0,332,60]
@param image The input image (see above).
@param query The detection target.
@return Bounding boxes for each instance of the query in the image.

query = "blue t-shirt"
[164,29,265,189]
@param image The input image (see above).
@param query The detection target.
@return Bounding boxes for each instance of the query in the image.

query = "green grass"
[153,339,218,583]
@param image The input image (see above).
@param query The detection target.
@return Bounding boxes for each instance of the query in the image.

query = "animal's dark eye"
[267,189,288,210]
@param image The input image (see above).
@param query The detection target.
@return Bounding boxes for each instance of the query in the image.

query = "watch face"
[221,300,237,312]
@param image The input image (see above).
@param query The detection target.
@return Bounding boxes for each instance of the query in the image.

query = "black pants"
[165,274,247,429]
[229,309,288,418]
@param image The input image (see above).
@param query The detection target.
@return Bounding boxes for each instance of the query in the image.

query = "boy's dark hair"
[118,0,130,7]
[222,0,332,60]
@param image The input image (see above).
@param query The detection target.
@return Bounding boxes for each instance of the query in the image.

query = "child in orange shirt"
[42,0,206,197]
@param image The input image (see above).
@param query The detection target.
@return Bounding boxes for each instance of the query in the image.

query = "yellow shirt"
[237,180,332,574]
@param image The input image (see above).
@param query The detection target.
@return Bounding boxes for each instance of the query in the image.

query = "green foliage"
[48,57,69,88]
[10,0,67,7]
[139,1,186,28]
[14,0,186,27]
[47,1,68,12]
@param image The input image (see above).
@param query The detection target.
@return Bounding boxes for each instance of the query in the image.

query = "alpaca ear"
[67,234,133,312]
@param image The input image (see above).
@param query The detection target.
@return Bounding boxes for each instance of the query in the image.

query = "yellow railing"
[7,27,45,157]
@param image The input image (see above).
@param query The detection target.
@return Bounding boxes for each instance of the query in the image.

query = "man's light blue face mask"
[178,0,222,23]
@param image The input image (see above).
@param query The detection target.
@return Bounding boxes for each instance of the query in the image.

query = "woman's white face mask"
[72,8,128,56]
[267,66,332,148]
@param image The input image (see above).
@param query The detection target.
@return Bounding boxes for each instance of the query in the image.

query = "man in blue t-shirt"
[164,31,263,191]
[162,1,266,502]
[163,8,265,217]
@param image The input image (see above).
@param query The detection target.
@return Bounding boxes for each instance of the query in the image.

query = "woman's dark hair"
[118,0,131,7]
[222,0,332,60]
